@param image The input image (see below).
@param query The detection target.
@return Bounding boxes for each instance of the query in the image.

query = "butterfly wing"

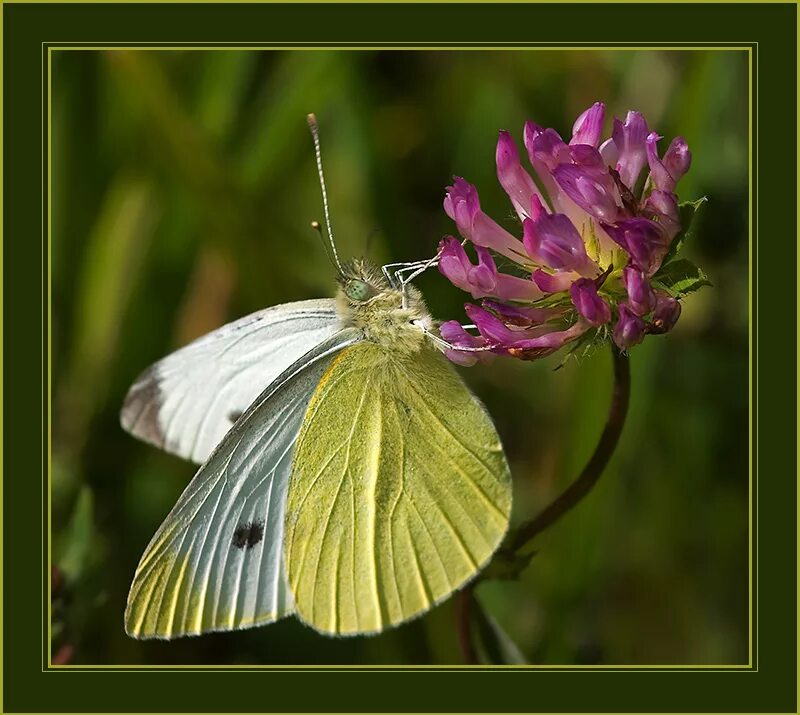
[125,327,362,639]
[121,299,340,464]
[284,342,512,635]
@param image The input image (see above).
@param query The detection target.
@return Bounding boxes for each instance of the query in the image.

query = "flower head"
[437,102,708,364]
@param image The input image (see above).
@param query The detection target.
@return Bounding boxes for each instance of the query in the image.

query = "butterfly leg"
[381,261,425,288]
[396,250,443,309]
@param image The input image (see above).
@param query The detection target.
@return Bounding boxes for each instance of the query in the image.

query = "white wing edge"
[120,299,341,464]
[124,327,363,640]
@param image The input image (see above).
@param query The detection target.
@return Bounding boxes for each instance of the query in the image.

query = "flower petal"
[611,111,649,188]
[532,268,577,293]
[464,304,522,344]
[553,163,620,223]
[523,213,598,276]
[493,272,544,301]
[601,217,670,276]
[437,236,540,300]
[643,190,681,240]
[504,321,590,360]
[439,320,493,366]
[444,178,528,263]
[471,213,530,264]
[482,299,564,327]
[496,130,542,221]
[570,102,605,148]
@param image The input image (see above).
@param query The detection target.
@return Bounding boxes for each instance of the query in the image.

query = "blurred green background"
[50,49,750,666]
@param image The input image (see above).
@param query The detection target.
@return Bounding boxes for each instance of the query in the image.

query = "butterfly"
[121,116,512,639]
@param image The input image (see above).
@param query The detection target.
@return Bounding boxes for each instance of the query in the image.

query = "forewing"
[121,299,340,464]
[284,343,512,635]
[125,328,362,639]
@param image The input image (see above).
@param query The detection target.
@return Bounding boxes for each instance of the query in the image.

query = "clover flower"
[438,102,709,365]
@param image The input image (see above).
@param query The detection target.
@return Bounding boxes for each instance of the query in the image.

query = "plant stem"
[455,346,631,664]
[508,345,631,553]
[455,585,478,665]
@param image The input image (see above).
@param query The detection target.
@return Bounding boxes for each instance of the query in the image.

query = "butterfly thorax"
[336,258,435,356]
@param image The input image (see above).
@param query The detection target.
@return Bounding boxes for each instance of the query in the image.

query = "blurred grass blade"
[58,486,94,582]
[235,50,352,189]
[193,52,257,144]
[57,176,158,458]
[473,597,528,665]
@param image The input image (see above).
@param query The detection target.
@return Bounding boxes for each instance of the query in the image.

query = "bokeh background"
[50,49,750,666]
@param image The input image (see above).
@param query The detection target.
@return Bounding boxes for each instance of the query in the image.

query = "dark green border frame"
[3,2,795,712]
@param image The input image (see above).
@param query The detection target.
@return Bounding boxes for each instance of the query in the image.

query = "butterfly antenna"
[307,113,344,276]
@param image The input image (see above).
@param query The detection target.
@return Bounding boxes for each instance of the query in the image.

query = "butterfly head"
[336,258,433,355]
[339,258,387,304]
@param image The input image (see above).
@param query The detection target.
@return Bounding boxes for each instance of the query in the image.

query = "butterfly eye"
[345,279,377,302]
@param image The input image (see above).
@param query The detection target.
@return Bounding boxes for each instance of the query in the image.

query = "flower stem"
[455,346,630,664]
[508,345,631,552]
[455,585,478,665]
[508,345,631,553]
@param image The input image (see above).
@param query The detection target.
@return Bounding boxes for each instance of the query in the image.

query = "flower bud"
[649,292,682,334]
[613,303,647,349]
[443,177,480,236]
[646,133,692,192]
[663,137,692,184]
[622,264,656,316]
[570,102,605,148]
[611,111,649,188]
[570,278,611,326]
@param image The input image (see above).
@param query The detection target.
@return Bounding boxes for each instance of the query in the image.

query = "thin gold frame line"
[45,44,754,50]
[8,0,799,4]
[0,1,4,699]
[44,44,756,671]
[50,663,756,671]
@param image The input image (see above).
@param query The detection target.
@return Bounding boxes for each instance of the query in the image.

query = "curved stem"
[508,345,631,553]
[455,346,630,663]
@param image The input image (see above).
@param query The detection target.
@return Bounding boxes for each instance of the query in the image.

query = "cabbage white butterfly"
[121,116,512,639]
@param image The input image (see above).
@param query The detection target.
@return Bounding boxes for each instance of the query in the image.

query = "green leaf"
[653,258,712,297]
[663,196,707,264]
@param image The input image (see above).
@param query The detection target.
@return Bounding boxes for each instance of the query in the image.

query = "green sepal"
[663,196,707,264]
[555,325,607,370]
[652,257,712,297]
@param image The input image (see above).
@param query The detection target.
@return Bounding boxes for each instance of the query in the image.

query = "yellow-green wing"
[284,342,512,635]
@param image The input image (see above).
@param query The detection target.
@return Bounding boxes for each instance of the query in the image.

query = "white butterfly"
[121,116,510,639]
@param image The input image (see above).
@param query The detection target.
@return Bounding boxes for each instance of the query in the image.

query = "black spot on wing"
[232,520,265,550]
